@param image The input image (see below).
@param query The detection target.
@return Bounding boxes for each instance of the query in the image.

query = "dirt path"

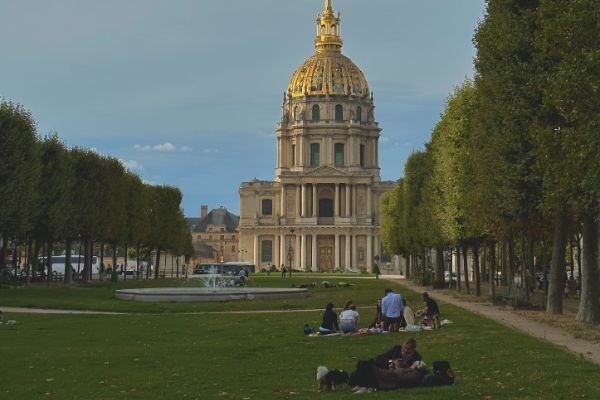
[382,276,600,366]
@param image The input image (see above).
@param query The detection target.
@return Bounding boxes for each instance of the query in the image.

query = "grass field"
[1,274,599,399]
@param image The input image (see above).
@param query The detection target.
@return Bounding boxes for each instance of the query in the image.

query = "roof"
[186,207,239,233]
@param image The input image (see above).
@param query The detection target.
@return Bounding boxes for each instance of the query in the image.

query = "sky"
[0,0,486,217]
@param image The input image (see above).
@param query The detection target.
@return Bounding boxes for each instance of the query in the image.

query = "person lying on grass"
[349,338,424,392]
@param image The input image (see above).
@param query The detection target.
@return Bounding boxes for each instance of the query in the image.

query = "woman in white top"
[339,304,360,333]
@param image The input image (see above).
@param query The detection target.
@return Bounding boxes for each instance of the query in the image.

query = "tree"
[0,100,40,269]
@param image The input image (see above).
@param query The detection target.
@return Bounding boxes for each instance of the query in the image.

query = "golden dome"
[287,0,370,98]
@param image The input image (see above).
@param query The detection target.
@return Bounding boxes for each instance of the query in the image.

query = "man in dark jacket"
[349,338,423,391]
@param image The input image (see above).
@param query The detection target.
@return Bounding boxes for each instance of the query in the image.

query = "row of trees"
[381,0,600,324]
[0,99,194,283]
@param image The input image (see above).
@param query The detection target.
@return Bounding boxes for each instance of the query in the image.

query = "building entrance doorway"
[319,247,334,271]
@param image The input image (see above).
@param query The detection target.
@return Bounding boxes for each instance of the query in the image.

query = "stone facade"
[239,0,395,272]
[187,206,240,265]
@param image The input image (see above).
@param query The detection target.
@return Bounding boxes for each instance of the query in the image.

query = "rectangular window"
[262,199,273,215]
[232,245,236,252]
[291,144,296,166]
[334,143,344,166]
[220,235,224,241]
[360,144,366,167]
[311,143,320,167]
[261,240,273,262]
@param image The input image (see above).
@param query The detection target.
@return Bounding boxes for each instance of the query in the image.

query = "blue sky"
[0,0,485,217]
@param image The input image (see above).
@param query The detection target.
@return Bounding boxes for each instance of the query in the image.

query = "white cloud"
[134,143,192,152]
[120,159,144,172]
[134,144,151,151]
[204,149,219,154]
[153,142,175,152]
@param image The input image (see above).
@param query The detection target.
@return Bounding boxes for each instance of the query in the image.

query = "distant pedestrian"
[267,263,271,276]
[281,264,286,278]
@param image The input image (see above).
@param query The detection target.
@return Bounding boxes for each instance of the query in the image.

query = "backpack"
[422,361,455,386]
[304,324,314,335]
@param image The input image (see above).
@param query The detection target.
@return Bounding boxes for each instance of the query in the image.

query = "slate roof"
[186,207,239,233]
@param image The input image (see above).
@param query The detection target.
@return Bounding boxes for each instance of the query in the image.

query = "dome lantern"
[315,0,342,54]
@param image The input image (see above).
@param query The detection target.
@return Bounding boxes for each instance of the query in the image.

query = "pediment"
[302,165,350,177]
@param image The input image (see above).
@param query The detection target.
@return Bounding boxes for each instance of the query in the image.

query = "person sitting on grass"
[318,303,339,335]
[339,303,360,334]
[368,299,383,329]
[402,299,416,328]
[421,292,441,329]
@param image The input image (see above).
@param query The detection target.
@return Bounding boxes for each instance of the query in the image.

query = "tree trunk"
[435,247,444,288]
[547,213,567,315]
[46,240,53,285]
[64,240,73,284]
[508,238,515,285]
[25,238,32,286]
[489,242,497,299]
[88,240,94,281]
[576,213,600,324]
[455,247,461,292]
[0,233,7,268]
[462,245,470,295]
[12,236,19,277]
[155,248,162,279]
[474,244,481,297]
[124,244,128,281]
[81,240,89,283]
[112,243,118,278]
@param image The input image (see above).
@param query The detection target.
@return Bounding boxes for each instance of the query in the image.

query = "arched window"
[312,105,320,122]
[356,106,362,122]
[332,25,337,35]
[334,143,344,166]
[321,25,326,34]
[335,104,343,121]
[310,143,320,167]
[293,106,298,121]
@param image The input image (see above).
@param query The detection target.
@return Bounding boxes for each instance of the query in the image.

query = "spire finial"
[315,0,342,54]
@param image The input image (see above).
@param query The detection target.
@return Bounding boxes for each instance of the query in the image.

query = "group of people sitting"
[318,290,441,335]
[348,337,454,393]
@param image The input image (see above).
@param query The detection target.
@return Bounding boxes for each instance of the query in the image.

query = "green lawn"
[1,275,599,399]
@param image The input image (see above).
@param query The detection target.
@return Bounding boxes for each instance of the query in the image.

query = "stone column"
[366,233,373,272]
[300,234,306,271]
[279,234,285,268]
[295,234,301,269]
[297,184,301,217]
[345,183,351,217]
[253,234,259,265]
[334,184,340,217]
[301,184,307,217]
[281,185,286,217]
[345,234,351,269]
[352,185,357,218]
[312,184,318,217]
[367,185,372,219]
[352,235,357,269]
[311,234,318,271]
[334,234,340,270]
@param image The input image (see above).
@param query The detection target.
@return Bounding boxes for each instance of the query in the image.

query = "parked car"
[193,266,209,275]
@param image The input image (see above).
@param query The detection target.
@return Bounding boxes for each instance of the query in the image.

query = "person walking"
[281,264,286,278]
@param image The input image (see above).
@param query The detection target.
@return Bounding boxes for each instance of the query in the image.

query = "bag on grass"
[424,360,455,386]
[304,324,314,335]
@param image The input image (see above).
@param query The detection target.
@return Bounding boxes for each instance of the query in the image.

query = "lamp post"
[288,228,294,278]
[238,249,247,262]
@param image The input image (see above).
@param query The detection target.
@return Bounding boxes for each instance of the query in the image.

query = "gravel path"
[383,276,600,366]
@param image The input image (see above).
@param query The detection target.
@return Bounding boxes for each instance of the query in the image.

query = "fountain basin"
[115,287,308,302]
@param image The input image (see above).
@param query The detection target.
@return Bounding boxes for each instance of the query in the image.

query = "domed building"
[239,0,395,272]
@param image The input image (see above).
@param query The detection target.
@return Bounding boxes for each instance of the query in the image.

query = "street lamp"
[238,249,247,262]
[288,228,294,278]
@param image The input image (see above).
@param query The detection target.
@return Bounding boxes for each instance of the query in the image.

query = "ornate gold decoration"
[287,0,370,98]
